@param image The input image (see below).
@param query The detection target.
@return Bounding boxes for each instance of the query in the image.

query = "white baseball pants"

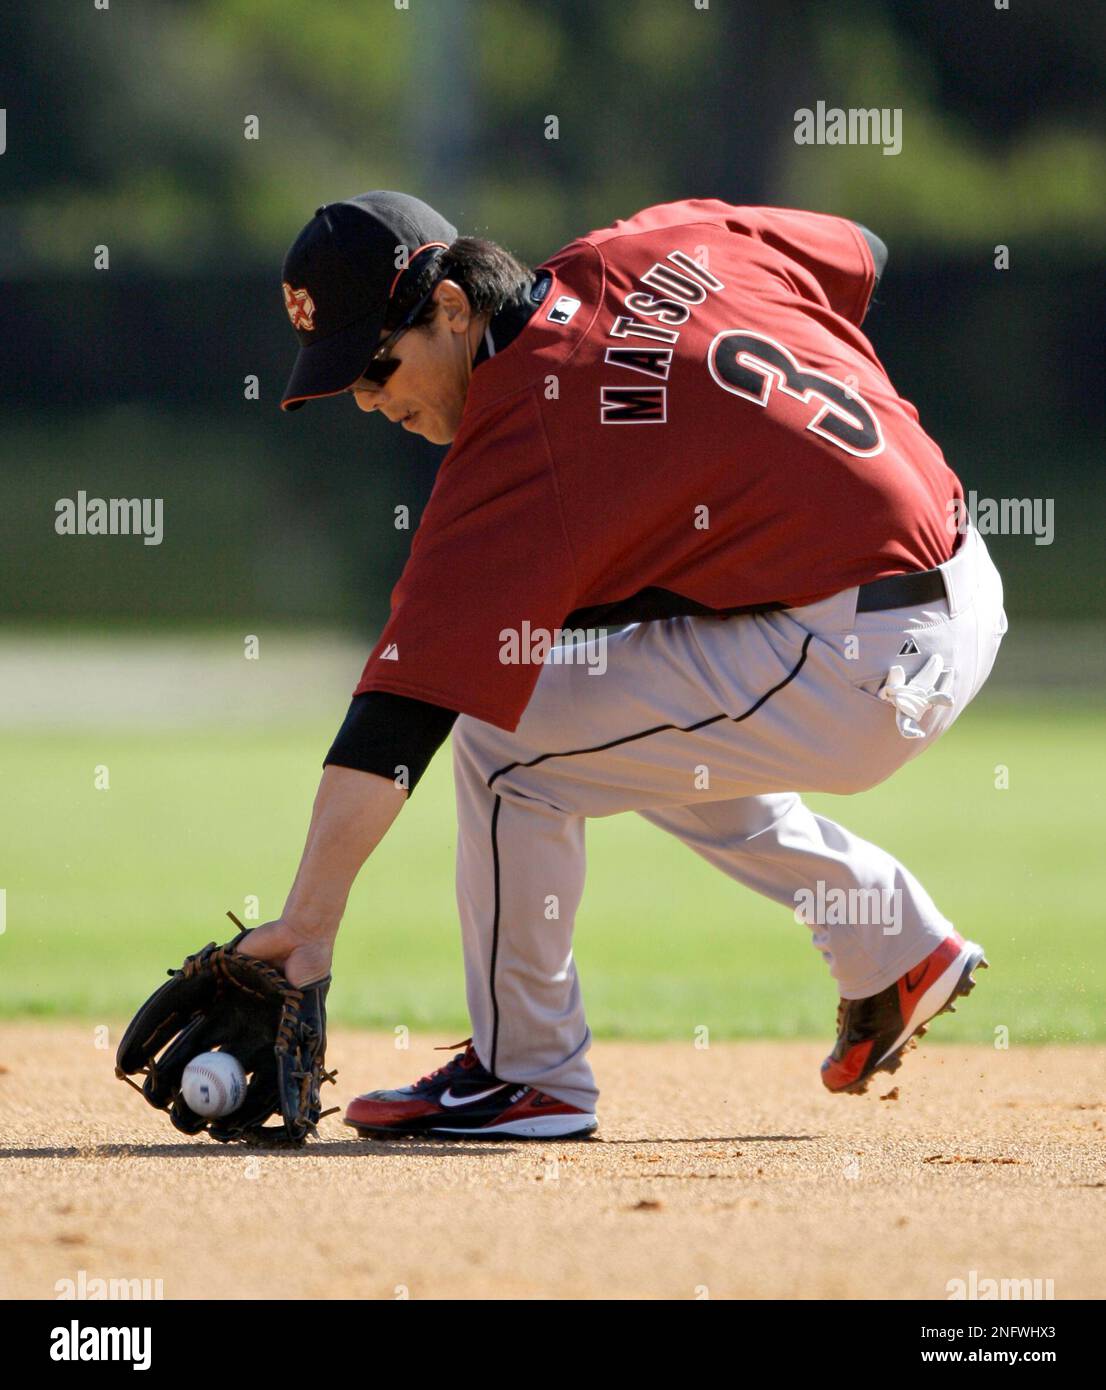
[452,525,1007,1111]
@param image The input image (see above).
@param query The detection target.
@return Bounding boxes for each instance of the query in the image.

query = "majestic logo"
[282,282,317,331]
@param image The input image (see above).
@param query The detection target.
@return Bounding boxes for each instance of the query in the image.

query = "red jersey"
[354,200,963,729]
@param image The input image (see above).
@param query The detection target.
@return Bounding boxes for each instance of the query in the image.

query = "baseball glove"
[115,912,337,1146]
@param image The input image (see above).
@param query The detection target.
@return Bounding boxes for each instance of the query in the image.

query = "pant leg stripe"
[488,793,503,1074]
[482,634,813,1070]
[486,633,812,790]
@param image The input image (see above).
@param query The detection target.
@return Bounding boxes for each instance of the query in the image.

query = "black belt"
[855,567,947,613]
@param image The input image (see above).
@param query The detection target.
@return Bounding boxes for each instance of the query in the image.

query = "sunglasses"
[356,276,442,388]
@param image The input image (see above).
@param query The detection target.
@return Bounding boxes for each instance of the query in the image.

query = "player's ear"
[434,279,473,329]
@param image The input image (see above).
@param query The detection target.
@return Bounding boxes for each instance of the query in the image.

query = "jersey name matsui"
[599,248,725,425]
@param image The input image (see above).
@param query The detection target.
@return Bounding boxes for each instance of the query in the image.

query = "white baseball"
[181,1051,248,1118]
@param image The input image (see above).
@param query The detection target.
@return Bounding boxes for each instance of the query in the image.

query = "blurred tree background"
[2,0,1103,646]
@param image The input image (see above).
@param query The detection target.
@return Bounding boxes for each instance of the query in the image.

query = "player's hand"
[236,917,335,987]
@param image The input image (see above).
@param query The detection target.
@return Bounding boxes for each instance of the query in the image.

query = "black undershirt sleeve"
[324,691,459,794]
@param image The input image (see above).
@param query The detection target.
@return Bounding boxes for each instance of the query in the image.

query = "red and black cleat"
[344,1040,598,1140]
[821,932,988,1095]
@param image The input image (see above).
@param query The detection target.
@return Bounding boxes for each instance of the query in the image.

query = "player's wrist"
[279,904,342,940]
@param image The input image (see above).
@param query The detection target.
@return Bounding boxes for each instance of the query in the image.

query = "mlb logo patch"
[547,295,581,325]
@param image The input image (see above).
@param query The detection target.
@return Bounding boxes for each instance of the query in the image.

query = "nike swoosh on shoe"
[439,1084,509,1109]
[903,964,930,993]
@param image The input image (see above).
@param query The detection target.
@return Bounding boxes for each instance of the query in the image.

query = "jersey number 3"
[707,330,884,457]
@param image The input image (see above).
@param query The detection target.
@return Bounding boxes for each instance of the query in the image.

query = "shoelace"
[413,1038,475,1088]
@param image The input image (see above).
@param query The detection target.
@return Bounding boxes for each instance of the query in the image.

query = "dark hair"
[384,237,532,331]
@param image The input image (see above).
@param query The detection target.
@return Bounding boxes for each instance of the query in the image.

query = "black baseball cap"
[279,191,458,411]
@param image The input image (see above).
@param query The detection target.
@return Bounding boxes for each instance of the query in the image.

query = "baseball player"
[241,191,1007,1139]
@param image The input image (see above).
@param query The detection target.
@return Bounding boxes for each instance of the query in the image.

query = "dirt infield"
[1,1024,1102,1301]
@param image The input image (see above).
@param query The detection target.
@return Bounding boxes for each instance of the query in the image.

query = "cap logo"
[282,282,317,332]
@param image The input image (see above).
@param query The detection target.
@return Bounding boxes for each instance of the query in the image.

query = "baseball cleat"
[344,1040,598,1140]
[821,931,988,1095]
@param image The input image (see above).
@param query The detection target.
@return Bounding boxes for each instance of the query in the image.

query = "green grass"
[1,700,1102,1042]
